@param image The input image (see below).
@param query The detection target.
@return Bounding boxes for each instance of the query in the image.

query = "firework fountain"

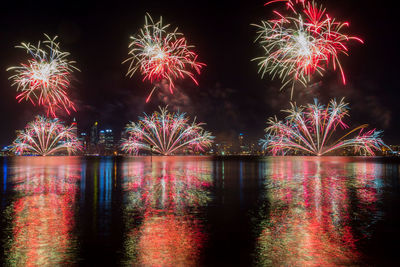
[260,98,387,156]
[121,107,213,155]
[11,116,81,156]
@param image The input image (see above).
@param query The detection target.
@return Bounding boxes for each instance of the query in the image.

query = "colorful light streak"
[7,34,79,117]
[124,13,205,102]
[11,116,82,156]
[255,158,381,266]
[3,157,80,266]
[133,212,205,266]
[260,98,387,156]
[121,107,214,155]
[253,0,363,96]
[122,157,212,211]
[122,157,212,265]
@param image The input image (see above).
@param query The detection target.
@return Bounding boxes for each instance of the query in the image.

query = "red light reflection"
[122,156,212,266]
[256,157,383,266]
[4,157,81,266]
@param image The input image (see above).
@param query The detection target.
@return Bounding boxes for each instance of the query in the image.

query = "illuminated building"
[215,141,233,155]
[238,133,250,154]
[239,133,244,147]
[99,129,115,155]
[1,146,11,156]
[99,130,105,144]
[90,122,99,154]
[71,118,78,137]
[79,133,89,152]
[90,122,99,145]
[104,129,114,154]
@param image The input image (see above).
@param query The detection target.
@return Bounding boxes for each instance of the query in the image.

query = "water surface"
[1,156,399,266]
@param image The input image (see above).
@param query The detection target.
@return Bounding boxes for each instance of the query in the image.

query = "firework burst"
[11,116,81,156]
[124,14,205,102]
[260,98,387,156]
[253,0,363,96]
[121,107,213,155]
[7,34,78,117]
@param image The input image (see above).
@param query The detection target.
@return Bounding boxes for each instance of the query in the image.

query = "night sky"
[1,0,399,147]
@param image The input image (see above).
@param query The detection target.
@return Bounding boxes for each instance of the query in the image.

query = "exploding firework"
[121,107,213,155]
[7,34,78,117]
[253,0,363,96]
[124,14,205,102]
[11,116,81,156]
[260,98,387,156]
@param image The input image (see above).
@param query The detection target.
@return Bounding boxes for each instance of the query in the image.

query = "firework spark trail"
[11,116,81,156]
[121,107,213,155]
[124,13,205,102]
[253,1,363,96]
[7,34,79,117]
[260,98,388,156]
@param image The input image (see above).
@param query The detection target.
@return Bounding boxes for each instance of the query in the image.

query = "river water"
[1,156,399,266]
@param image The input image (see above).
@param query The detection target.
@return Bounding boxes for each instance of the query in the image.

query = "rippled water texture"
[1,156,399,266]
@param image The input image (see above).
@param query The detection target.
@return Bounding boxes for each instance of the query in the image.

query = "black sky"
[1,0,399,147]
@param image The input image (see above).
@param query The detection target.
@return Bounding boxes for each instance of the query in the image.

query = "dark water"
[1,156,400,266]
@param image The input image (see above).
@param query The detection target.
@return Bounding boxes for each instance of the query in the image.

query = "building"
[99,130,105,144]
[71,118,78,137]
[239,133,244,147]
[90,122,99,145]
[79,132,89,152]
[89,122,99,154]
[238,133,250,154]
[1,146,11,156]
[215,141,233,155]
[104,129,114,154]
[98,129,115,155]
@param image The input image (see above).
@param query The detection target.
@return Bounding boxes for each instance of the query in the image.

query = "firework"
[121,107,213,155]
[11,116,81,156]
[124,14,205,102]
[260,98,387,156]
[7,34,78,117]
[253,0,363,96]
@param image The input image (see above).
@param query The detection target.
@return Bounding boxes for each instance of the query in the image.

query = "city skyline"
[1,1,399,265]
[0,0,398,149]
